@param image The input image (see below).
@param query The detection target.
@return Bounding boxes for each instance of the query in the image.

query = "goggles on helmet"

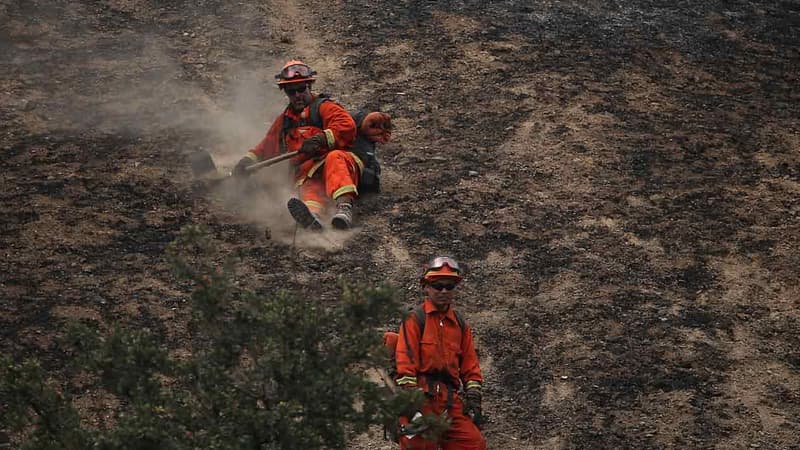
[426,257,461,273]
[276,64,316,82]
[421,256,463,281]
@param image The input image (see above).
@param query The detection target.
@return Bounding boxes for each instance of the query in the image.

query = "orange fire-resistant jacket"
[244,95,359,188]
[395,299,483,392]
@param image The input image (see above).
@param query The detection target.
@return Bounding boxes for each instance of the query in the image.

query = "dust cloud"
[38,28,351,251]
[85,43,285,156]
[81,45,304,242]
[210,167,356,252]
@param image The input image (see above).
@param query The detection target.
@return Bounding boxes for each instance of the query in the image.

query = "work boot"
[331,196,354,230]
[287,198,323,231]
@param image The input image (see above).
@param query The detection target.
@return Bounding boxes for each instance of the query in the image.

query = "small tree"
[1,225,404,449]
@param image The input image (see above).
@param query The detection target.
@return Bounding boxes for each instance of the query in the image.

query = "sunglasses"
[428,281,458,291]
[283,84,308,96]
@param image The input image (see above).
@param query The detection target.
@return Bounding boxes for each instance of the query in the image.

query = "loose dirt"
[2,1,799,448]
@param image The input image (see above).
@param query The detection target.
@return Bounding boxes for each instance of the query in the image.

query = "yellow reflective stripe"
[305,200,324,211]
[245,152,259,161]
[396,376,418,386]
[465,381,482,390]
[351,153,364,173]
[293,151,363,187]
[306,159,325,179]
[332,185,357,200]
[324,129,335,149]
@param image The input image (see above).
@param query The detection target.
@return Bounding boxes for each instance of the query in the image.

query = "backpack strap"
[453,309,466,331]
[280,94,332,137]
[278,95,332,153]
[401,307,425,364]
[413,306,427,333]
[402,306,466,365]
[412,306,465,331]
[308,93,331,128]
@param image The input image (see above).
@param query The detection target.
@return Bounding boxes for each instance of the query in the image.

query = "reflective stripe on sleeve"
[324,129,335,148]
[396,376,418,387]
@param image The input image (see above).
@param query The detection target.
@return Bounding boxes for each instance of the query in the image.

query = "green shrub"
[1,225,404,449]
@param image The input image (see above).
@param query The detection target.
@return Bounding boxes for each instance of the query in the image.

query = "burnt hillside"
[2,0,799,448]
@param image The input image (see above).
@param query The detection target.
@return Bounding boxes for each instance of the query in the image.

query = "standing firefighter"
[233,60,390,230]
[395,257,486,450]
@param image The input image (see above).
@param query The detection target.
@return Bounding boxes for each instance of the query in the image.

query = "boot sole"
[287,198,323,231]
[331,215,351,230]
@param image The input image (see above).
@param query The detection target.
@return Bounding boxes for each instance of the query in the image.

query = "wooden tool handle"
[245,151,300,172]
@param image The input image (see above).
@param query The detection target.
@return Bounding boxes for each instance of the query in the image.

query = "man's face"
[283,83,311,111]
[423,277,460,311]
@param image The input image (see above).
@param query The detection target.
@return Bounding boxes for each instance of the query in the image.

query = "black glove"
[463,388,483,426]
[233,156,255,178]
[299,133,328,156]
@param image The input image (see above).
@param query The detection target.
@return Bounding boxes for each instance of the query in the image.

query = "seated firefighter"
[233,59,391,230]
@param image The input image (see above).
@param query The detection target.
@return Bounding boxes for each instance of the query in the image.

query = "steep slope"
[2,0,798,448]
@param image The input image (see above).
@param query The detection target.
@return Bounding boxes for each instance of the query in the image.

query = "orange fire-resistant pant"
[399,384,486,450]
[297,149,361,214]
[245,95,360,215]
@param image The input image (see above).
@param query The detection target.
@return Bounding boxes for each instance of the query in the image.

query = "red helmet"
[420,256,463,283]
[275,60,317,86]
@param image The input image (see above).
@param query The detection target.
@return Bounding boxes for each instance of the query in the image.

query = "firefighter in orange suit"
[233,60,365,230]
[395,257,486,450]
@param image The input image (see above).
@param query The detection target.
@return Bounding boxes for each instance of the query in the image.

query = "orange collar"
[422,298,458,322]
